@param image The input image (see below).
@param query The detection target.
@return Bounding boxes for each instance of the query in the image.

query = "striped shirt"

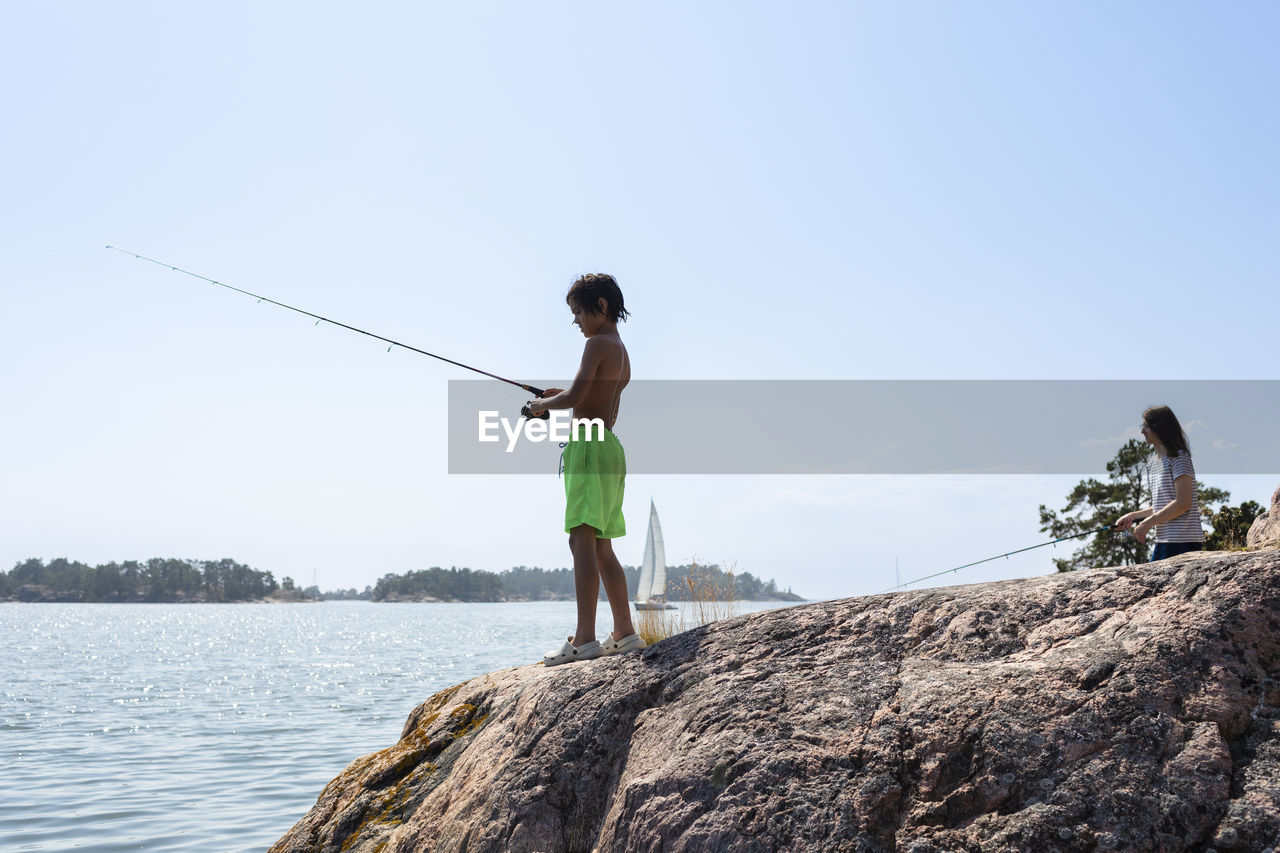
[1146,452,1205,543]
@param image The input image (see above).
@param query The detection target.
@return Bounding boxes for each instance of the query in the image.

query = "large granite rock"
[272,551,1280,852]
[1247,484,1280,549]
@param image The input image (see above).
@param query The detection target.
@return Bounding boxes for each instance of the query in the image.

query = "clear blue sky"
[3,2,1276,598]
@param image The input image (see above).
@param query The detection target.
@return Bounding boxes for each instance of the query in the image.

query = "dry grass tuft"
[635,606,682,648]
[635,559,739,646]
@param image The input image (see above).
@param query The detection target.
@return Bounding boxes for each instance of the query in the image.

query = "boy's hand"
[1133,518,1154,543]
[524,389,562,418]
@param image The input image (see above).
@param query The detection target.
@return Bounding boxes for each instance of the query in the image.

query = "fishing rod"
[880,524,1116,594]
[106,246,550,417]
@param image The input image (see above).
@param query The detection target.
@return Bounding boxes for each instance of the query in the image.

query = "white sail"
[648,502,666,599]
[637,500,666,601]
[637,527,654,603]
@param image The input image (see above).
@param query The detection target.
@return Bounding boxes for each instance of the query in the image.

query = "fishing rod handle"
[520,383,551,419]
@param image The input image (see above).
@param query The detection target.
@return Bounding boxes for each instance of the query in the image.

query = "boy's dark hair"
[567,273,629,323]
[1143,404,1192,456]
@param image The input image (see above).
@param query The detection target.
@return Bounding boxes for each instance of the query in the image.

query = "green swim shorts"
[562,428,626,539]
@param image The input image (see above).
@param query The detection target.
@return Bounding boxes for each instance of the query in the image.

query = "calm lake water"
[0,600,797,852]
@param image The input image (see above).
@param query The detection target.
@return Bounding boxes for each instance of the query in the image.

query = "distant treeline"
[2,557,282,602]
[314,585,374,601]
[4,558,802,604]
[371,563,803,602]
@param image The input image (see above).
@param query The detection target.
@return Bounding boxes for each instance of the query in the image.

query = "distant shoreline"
[4,559,805,604]
[3,585,317,605]
[4,590,806,605]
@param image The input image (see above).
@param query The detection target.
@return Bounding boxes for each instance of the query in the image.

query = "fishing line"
[880,525,1116,594]
[106,246,547,399]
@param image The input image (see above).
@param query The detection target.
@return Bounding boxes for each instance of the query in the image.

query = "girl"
[1116,405,1205,560]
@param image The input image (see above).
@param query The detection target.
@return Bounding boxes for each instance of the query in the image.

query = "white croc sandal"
[600,633,646,656]
[543,637,602,667]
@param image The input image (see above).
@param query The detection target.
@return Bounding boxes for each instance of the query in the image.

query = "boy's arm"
[525,338,606,415]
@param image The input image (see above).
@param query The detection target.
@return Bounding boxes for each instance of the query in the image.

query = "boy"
[525,274,644,666]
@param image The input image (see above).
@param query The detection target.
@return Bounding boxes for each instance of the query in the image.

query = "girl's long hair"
[1143,405,1191,457]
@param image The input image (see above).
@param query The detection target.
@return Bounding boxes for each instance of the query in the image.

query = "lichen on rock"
[272,550,1280,853]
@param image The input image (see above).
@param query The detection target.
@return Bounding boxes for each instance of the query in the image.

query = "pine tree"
[1206,500,1264,550]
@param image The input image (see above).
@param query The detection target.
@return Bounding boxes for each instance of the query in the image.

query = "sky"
[2,2,1277,600]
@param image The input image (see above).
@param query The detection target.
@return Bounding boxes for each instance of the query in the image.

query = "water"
[0,600,794,852]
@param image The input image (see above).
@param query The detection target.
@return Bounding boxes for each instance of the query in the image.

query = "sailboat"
[634,499,677,610]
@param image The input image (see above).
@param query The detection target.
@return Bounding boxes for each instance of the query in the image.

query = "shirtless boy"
[525,274,644,666]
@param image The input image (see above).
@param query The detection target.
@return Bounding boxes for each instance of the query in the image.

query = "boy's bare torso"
[575,331,630,430]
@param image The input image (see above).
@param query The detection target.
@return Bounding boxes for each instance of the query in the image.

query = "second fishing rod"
[880,524,1125,594]
[108,246,553,419]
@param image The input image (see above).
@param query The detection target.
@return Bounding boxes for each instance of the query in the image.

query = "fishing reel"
[520,385,553,420]
[521,401,550,420]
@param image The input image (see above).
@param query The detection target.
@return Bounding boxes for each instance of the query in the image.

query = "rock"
[272,551,1280,853]
[1246,484,1280,549]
